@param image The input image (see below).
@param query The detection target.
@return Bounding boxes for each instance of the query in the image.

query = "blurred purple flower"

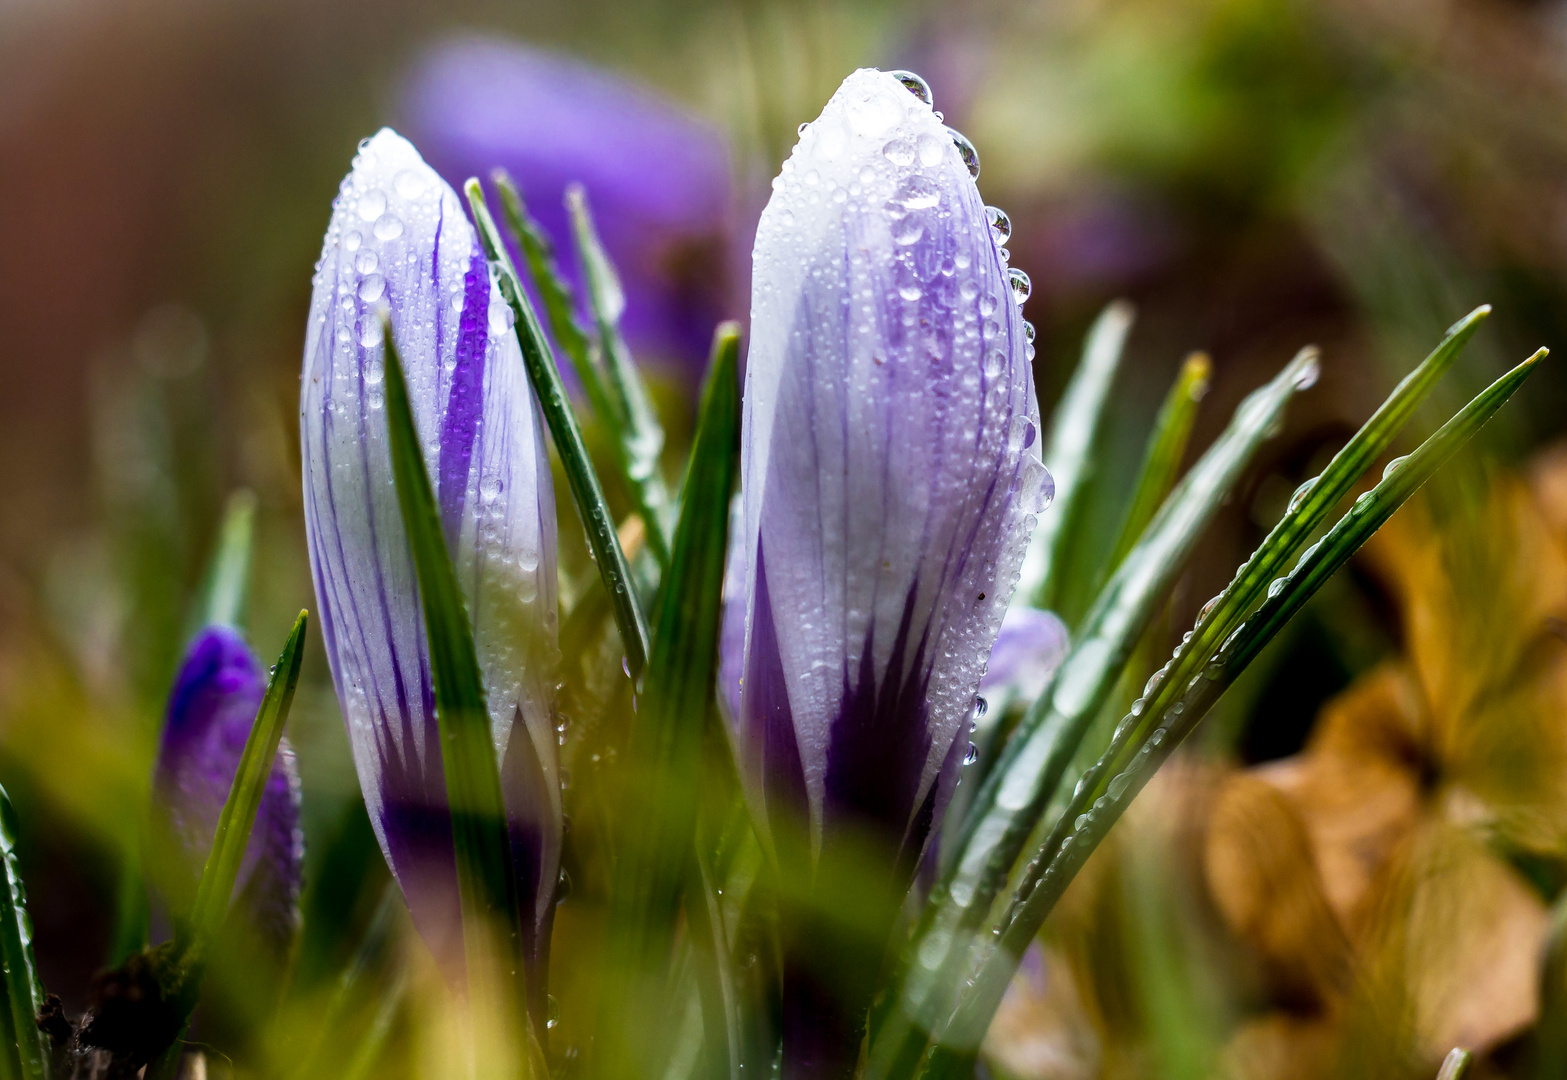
[151,626,302,946]
[401,36,735,375]
[299,130,562,989]
[723,68,1052,1076]
[979,607,1070,714]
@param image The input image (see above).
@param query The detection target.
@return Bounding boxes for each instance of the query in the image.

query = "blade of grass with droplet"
[147,609,308,1080]
[1102,353,1210,580]
[490,171,607,408]
[911,349,1544,1078]
[1437,1050,1473,1080]
[981,306,1494,937]
[866,345,1317,1080]
[596,324,740,1078]
[566,185,675,565]
[1014,300,1134,612]
[381,317,531,1038]
[0,786,49,1080]
[466,178,651,676]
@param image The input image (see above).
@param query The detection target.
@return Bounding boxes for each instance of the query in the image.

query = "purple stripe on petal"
[437,246,492,547]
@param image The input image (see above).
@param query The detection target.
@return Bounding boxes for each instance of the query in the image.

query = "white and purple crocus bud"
[151,626,303,946]
[300,129,562,987]
[726,68,1052,1074]
[732,66,1050,882]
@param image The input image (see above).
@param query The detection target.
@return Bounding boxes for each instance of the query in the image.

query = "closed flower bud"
[732,68,1051,876]
[300,129,561,978]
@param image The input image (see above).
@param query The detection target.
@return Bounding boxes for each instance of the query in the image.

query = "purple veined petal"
[299,128,562,979]
[151,626,303,946]
[400,35,736,374]
[735,69,1052,874]
[978,607,1070,715]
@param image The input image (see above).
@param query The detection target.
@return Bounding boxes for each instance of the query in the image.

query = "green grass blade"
[381,318,527,1027]
[1540,890,1567,1080]
[0,787,49,1080]
[466,178,651,676]
[1438,1049,1473,1080]
[490,171,606,406]
[1103,353,1210,578]
[147,610,308,1080]
[920,348,1543,1072]
[196,489,257,632]
[566,185,675,564]
[597,324,740,1078]
[1015,300,1134,611]
[867,346,1316,1080]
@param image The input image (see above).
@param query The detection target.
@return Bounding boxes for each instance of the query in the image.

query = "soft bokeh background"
[5,0,1567,1076]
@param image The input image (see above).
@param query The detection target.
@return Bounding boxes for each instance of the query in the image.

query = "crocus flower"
[728,68,1051,1074]
[150,626,303,946]
[401,36,734,374]
[299,129,562,993]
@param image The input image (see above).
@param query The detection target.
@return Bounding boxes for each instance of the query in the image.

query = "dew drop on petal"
[1024,321,1036,343]
[358,273,386,302]
[374,214,404,241]
[343,230,362,252]
[963,742,980,766]
[893,218,925,245]
[393,169,427,199]
[899,283,923,301]
[917,132,947,168]
[354,250,379,275]
[883,137,917,167]
[985,205,1012,245]
[1007,267,1032,305]
[357,189,387,221]
[947,127,980,178]
[888,69,933,105]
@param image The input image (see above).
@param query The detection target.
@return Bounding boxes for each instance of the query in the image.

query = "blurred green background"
[4,0,1567,1075]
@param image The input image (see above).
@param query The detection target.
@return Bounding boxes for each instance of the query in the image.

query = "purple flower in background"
[978,607,1070,715]
[402,36,734,374]
[726,68,1051,1076]
[151,626,302,946]
[299,129,562,991]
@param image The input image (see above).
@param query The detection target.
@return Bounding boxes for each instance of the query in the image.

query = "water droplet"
[357,189,387,220]
[343,230,362,252]
[1267,577,1287,599]
[1007,267,1032,305]
[1288,477,1317,513]
[963,742,979,766]
[883,137,917,167]
[917,132,947,167]
[622,656,632,678]
[1382,454,1410,481]
[895,175,942,210]
[358,274,386,302]
[888,69,933,105]
[947,127,980,178]
[1197,594,1222,625]
[354,250,379,275]
[798,122,810,136]
[488,301,515,336]
[979,293,998,317]
[899,283,922,301]
[374,213,404,241]
[985,205,1012,245]
[1023,321,1036,343]
[393,168,428,199]
[982,349,1006,378]
[480,476,504,501]
[973,696,989,720]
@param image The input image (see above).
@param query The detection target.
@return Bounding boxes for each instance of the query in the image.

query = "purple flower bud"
[400,37,735,374]
[299,129,562,977]
[731,69,1051,876]
[151,627,302,946]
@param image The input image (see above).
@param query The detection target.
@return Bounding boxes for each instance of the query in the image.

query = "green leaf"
[1539,890,1567,1080]
[0,787,49,1080]
[1437,1049,1473,1080]
[381,317,527,1024]
[920,347,1543,1073]
[147,610,308,1080]
[867,345,1317,1080]
[1015,300,1134,612]
[596,323,740,1077]
[1102,352,1210,579]
[490,171,605,406]
[195,489,257,632]
[466,178,652,677]
[566,185,675,566]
